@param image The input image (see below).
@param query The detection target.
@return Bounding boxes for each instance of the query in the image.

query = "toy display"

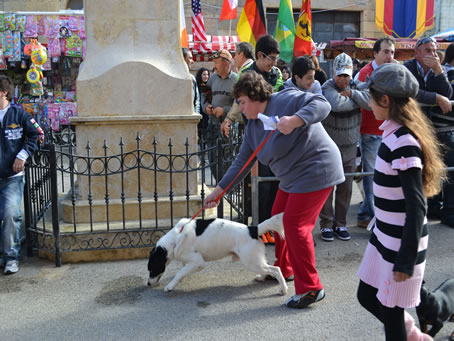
[1,14,85,132]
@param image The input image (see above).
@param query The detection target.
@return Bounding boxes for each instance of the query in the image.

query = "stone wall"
[0,0,68,11]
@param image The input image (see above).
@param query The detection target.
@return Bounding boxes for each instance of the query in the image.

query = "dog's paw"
[164,284,174,292]
[254,274,267,282]
[279,284,288,296]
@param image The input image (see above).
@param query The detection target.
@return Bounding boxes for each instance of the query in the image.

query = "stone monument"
[65,0,200,225]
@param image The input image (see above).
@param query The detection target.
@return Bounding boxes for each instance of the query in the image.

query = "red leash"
[180,129,276,232]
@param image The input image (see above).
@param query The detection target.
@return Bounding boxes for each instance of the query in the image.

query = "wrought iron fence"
[24,127,247,266]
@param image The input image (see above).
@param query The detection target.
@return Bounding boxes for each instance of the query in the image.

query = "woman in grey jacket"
[204,72,344,308]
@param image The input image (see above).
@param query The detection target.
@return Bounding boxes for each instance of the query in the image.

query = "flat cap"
[209,49,233,62]
[367,63,419,98]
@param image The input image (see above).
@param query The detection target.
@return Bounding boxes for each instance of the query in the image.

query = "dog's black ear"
[148,246,168,277]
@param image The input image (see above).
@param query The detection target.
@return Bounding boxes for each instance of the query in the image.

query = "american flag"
[191,0,207,51]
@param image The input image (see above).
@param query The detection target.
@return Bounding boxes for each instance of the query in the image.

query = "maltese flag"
[219,0,238,22]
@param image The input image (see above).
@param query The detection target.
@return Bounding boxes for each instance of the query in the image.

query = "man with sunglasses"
[405,36,454,226]
[319,53,370,242]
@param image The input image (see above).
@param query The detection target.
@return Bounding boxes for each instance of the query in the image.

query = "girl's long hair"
[370,88,447,197]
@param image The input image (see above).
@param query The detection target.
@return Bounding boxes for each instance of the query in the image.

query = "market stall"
[0,10,85,132]
[324,37,453,61]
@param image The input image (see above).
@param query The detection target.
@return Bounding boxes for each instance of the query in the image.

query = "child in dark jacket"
[0,75,43,275]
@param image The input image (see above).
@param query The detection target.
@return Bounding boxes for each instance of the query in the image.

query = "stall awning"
[188,34,239,61]
[325,37,453,60]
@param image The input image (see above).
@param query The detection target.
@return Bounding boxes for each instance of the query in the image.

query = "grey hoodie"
[219,88,344,194]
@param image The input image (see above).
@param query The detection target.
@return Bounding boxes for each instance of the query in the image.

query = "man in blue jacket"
[404,37,454,226]
[0,75,43,274]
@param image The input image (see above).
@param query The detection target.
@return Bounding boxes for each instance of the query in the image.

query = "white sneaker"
[4,260,19,275]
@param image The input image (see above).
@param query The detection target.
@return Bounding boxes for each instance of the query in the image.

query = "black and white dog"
[416,279,454,337]
[147,213,287,295]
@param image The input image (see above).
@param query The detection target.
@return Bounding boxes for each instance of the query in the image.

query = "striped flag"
[236,0,266,48]
[192,0,207,51]
[180,0,188,48]
[219,0,238,22]
[376,0,435,38]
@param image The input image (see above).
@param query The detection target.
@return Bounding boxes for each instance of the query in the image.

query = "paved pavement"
[1,185,454,341]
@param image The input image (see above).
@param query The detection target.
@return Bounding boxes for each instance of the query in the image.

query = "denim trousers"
[428,130,454,219]
[0,175,25,262]
[357,134,382,222]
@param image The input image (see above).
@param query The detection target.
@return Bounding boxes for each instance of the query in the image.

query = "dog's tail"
[257,213,285,240]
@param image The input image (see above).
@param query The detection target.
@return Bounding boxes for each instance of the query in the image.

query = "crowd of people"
[186,34,454,340]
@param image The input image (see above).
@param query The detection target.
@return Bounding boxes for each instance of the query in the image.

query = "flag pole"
[229,19,232,37]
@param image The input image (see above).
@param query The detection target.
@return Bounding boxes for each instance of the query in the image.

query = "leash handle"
[180,129,276,233]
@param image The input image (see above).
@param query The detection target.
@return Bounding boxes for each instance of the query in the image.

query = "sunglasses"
[336,74,350,78]
[415,37,437,49]
[262,52,279,63]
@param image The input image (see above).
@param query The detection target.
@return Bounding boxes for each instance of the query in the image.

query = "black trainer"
[285,288,325,309]
[320,227,334,241]
[333,226,351,241]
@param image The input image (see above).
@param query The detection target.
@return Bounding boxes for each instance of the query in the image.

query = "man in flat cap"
[202,49,237,180]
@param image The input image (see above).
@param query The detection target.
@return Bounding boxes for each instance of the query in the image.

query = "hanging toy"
[24,38,38,56]
[31,46,47,65]
[26,68,40,83]
[24,39,48,97]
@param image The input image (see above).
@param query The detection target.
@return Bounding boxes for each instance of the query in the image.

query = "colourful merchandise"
[4,14,15,31]
[10,31,21,62]
[79,17,85,39]
[68,16,79,32]
[15,15,26,32]
[65,35,82,57]
[24,16,38,37]
[31,45,47,65]
[0,14,5,31]
[47,16,59,39]
[47,38,61,57]
[2,30,13,59]
[30,81,44,96]
[38,16,46,35]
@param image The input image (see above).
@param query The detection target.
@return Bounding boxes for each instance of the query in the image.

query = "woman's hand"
[393,271,411,282]
[203,186,224,208]
[277,115,305,135]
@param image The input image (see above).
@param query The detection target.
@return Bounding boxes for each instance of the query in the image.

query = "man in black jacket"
[0,75,43,274]
[404,36,454,226]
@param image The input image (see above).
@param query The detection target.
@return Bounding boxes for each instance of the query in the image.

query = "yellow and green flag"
[274,0,295,64]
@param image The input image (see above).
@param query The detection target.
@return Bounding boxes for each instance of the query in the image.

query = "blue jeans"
[428,131,454,221]
[357,134,382,222]
[0,175,25,262]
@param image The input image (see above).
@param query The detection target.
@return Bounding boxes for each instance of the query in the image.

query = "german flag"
[236,0,266,48]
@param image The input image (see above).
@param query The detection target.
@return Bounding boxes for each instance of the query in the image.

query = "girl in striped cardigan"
[356,63,446,341]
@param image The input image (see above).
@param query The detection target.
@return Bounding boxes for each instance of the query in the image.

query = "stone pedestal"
[66,0,200,224]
